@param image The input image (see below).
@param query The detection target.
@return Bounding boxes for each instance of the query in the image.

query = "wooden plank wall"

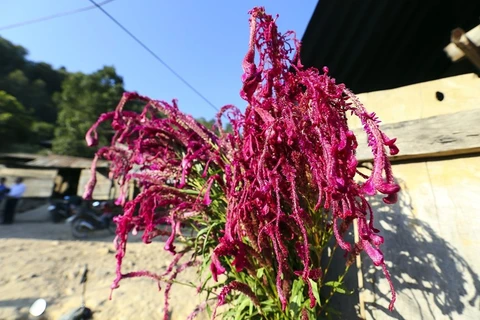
[77,169,117,200]
[348,73,479,127]
[0,167,58,198]
[353,108,480,162]
[349,73,480,319]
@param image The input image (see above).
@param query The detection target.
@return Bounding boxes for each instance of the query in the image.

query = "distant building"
[0,153,112,201]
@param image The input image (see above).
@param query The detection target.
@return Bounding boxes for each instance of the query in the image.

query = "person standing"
[0,177,9,201]
[2,177,26,224]
[0,178,10,214]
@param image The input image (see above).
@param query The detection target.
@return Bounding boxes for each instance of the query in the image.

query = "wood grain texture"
[353,108,480,162]
[76,169,114,200]
[348,73,480,129]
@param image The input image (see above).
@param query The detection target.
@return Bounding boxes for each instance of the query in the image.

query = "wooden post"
[444,25,480,62]
[354,219,366,319]
[451,27,480,70]
[128,180,135,201]
[108,177,115,200]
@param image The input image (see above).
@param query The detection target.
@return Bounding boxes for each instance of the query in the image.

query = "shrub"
[85,7,399,319]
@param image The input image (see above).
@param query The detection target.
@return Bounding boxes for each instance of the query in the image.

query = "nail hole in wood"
[435,91,444,101]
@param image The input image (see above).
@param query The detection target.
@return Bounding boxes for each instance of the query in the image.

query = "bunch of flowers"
[84,7,399,319]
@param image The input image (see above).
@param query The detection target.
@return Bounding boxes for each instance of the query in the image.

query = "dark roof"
[300,0,480,94]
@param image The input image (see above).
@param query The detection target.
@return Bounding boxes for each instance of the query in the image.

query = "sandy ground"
[0,205,210,320]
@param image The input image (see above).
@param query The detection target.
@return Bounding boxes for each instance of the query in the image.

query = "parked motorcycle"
[66,201,117,239]
[48,195,82,223]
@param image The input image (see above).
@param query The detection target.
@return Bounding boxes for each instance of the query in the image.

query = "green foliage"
[196,117,234,135]
[0,36,66,152]
[0,37,27,76]
[0,90,33,148]
[31,121,55,142]
[172,158,352,320]
[196,117,215,129]
[52,66,125,157]
[0,35,221,156]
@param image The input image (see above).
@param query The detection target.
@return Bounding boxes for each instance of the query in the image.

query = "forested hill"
[0,36,219,157]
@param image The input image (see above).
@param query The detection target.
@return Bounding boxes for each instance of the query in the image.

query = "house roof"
[26,154,109,169]
[0,153,109,169]
[300,0,480,94]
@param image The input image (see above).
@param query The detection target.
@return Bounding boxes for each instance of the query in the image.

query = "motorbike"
[48,195,83,223]
[66,201,117,239]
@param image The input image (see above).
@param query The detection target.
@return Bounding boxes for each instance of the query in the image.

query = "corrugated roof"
[0,153,108,169]
[300,0,480,94]
[25,154,109,168]
[0,153,38,161]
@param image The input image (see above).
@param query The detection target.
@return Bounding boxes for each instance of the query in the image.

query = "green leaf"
[260,300,275,313]
[256,267,264,278]
[336,287,346,294]
[202,222,220,255]
[291,279,304,297]
[324,280,353,295]
[308,279,321,306]
[235,298,251,319]
[287,279,307,318]
[324,280,342,287]
[288,300,301,317]
[205,303,212,317]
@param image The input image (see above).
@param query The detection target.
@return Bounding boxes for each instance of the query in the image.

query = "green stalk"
[318,264,351,317]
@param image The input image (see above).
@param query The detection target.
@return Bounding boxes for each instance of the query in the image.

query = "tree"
[0,36,65,125]
[196,117,233,134]
[52,66,125,157]
[0,37,27,76]
[31,121,55,143]
[23,62,66,123]
[0,91,33,150]
[195,117,215,129]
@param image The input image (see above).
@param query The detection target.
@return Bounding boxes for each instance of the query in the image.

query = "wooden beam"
[451,28,480,69]
[444,24,480,62]
[353,108,480,162]
[348,73,479,129]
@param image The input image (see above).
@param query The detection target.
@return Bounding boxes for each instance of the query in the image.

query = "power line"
[88,0,219,112]
[0,0,116,32]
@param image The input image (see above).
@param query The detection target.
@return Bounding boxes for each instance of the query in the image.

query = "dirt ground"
[0,205,210,320]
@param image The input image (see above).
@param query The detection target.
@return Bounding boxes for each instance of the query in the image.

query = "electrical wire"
[88,0,219,112]
[0,0,116,31]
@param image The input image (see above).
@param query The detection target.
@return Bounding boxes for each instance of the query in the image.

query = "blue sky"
[1,0,317,120]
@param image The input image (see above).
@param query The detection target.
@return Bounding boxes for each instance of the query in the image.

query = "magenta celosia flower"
[211,7,398,311]
[84,6,399,318]
[84,92,231,319]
